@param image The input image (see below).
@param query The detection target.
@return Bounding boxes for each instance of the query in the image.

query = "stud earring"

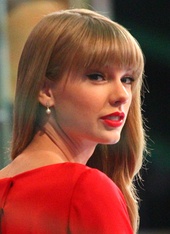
[46,103,51,115]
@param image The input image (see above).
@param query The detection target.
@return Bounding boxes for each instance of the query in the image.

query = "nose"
[109,81,130,106]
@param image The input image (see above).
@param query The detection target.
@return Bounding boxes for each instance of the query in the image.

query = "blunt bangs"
[46,10,144,86]
[69,18,144,80]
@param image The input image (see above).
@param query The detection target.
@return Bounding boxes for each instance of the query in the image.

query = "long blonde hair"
[11,9,147,233]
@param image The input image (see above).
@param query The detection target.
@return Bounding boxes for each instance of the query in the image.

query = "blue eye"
[121,77,134,84]
[86,73,105,81]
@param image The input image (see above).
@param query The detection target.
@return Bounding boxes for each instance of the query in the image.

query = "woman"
[0,9,147,233]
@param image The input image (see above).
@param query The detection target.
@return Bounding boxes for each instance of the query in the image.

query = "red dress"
[0,163,133,233]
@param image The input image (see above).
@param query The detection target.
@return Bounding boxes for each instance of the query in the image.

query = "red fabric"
[0,163,133,233]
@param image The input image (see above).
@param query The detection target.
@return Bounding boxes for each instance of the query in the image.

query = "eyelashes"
[86,73,135,84]
[86,73,105,81]
[121,77,135,84]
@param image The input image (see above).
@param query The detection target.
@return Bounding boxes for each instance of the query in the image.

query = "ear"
[38,80,55,107]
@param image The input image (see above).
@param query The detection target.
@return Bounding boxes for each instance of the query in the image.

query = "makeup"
[100,112,125,128]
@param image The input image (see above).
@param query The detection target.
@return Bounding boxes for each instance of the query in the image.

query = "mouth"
[100,112,125,128]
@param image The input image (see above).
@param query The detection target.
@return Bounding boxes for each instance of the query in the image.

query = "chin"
[106,138,120,145]
[98,134,121,145]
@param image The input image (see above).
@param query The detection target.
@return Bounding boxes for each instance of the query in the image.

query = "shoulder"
[0,164,11,179]
[73,164,123,199]
[58,163,126,212]
[55,163,124,200]
[69,164,133,233]
[62,163,120,194]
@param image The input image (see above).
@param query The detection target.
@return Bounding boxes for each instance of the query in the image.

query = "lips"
[100,112,125,128]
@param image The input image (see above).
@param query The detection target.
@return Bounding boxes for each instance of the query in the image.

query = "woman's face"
[50,65,133,146]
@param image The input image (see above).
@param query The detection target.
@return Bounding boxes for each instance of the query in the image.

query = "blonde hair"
[11,9,147,233]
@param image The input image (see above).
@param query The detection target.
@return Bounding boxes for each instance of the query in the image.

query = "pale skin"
[0,65,134,178]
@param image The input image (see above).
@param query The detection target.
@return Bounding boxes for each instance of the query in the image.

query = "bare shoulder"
[0,163,12,179]
[0,154,29,179]
[0,151,65,179]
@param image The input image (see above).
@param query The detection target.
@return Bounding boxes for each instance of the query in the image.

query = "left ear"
[38,79,55,107]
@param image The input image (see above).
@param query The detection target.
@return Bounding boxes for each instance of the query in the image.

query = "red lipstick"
[100,112,125,128]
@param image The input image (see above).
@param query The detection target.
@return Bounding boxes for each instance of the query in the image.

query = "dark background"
[113,0,170,231]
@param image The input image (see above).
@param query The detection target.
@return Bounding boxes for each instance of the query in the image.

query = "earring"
[46,103,51,115]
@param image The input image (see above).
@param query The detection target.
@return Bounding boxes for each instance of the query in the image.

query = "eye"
[86,73,105,82]
[121,76,134,84]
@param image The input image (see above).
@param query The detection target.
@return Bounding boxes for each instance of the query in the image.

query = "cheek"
[125,94,132,113]
[53,89,91,118]
[62,86,106,113]
[129,94,132,107]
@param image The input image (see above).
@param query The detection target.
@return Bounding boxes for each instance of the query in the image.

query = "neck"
[32,122,96,165]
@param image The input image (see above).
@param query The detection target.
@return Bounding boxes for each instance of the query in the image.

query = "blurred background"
[0,0,169,233]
